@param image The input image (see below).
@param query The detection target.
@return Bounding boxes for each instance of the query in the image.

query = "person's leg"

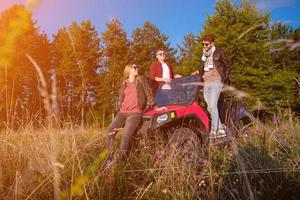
[106,112,126,161]
[119,114,142,161]
[204,81,223,133]
[218,92,225,124]
[203,82,212,131]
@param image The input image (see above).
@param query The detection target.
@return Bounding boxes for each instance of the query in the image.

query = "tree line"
[0,0,299,128]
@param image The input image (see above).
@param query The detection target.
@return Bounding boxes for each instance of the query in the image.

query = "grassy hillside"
[0,117,299,200]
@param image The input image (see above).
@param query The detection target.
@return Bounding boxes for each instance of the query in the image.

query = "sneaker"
[209,131,218,139]
[216,129,226,137]
[209,130,226,139]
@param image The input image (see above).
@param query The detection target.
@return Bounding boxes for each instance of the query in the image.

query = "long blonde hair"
[123,64,137,81]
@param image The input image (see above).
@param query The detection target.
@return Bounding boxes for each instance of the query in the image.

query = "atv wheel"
[167,127,202,165]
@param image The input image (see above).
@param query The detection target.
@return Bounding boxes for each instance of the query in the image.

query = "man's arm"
[221,50,231,82]
[149,62,157,81]
[150,63,171,83]
[155,77,171,83]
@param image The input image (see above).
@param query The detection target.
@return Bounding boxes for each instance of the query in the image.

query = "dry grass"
[0,116,299,200]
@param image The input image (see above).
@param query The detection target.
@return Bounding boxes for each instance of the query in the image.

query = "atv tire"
[167,127,202,166]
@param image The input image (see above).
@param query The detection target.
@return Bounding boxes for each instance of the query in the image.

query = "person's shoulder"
[137,75,151,84]
[215,47,223,52]
[136,75,145,82]
[151,60,160,65]
[166,61,172,66]
[150,60,161,69]
[215,47,227,57]
[215,47,226,54]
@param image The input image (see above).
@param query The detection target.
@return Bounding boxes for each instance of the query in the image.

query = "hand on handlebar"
[162,78,171,83]
[191,70,199,75]
[174,74,182,78]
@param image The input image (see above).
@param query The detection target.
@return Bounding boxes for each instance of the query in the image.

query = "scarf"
[202,45,216,71]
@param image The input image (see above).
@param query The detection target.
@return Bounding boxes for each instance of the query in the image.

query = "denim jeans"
[106,112,142,161]
[203,80,223,132]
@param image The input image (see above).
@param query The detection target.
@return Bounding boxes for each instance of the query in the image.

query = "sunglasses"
[131,65,138,70]
[157,53,165,56]
[202,42,210,46]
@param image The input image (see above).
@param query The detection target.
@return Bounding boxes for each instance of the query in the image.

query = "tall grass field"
[0,115,299,200]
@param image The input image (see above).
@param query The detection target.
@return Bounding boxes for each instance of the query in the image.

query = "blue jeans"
[203,80,223,132]
[106,112,142,161]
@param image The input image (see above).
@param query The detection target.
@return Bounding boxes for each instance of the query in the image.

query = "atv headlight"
[157,114,169,123]
[156,111,176,124]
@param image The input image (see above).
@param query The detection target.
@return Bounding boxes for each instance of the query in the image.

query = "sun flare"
[26,0,41,11]
[0,5,31,67]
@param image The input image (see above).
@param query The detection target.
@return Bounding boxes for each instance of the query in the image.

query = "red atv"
[140,75,250,163]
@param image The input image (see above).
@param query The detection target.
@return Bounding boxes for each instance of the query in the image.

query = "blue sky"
[1,0,300,48]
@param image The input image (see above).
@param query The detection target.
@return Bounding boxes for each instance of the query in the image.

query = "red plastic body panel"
[143,102,209,133]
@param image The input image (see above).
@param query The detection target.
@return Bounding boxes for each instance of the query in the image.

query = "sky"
[0,0,300,48]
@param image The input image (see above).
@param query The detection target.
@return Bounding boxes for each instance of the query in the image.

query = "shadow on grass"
[219,141,300,200]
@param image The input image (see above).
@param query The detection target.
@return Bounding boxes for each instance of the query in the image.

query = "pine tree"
[0,4,51,126]
[176,33,199,75]
[131,21,176,77]
[269,23,300,112]
[96,18,131,117]
[52,20,101,124]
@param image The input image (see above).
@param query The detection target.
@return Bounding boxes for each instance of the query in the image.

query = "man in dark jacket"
[193,34,230,138]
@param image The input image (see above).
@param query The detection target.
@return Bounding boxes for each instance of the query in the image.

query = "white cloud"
[257,0,296,10]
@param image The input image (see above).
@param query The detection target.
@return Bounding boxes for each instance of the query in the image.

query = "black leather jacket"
[199,48,231,84]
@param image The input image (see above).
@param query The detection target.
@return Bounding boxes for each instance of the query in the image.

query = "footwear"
[209,130,226,139]
[217,128,226,135]
[209,131,217,139]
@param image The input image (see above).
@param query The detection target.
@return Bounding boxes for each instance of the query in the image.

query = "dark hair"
[155,48,165,55]
[202,34,215,42]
